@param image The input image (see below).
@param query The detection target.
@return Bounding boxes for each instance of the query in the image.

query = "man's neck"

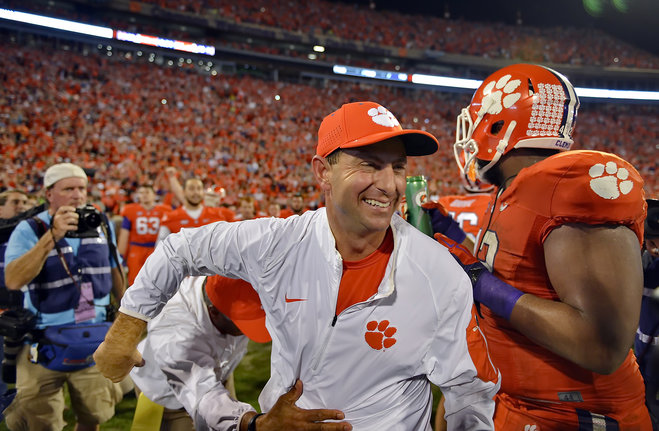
[328,218,389,261]
[184,203,202,211]
[492,150,552,189]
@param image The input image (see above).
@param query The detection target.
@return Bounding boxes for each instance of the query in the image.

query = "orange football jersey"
[438,193,492,244]
[121,203,173,285]
[160,206,229,234]
[121,203,172,246]
[476,150,646,414]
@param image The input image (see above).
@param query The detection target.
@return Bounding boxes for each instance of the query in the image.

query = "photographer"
[0,189,28,403]
[3,163,125,431]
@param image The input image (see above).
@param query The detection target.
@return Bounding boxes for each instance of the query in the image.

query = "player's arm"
[510,223,643,374]
[165,167,185,204]
[117,225,130,258]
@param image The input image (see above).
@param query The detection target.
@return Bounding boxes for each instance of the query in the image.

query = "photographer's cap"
[316,101,439,158]
[44,163,88,188]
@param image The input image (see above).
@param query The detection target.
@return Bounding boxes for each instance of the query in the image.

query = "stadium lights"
[574,87,659,101]
[0,8,215,56]
[0,8,113,39]
[313,45,325,53]
[115,31,215,56]
[411,73,481,89]
[333,64,659,102]
[332,65,408,82]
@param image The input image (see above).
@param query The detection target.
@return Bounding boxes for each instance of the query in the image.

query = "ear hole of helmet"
[528,79,535,95]
[490,120,504,135]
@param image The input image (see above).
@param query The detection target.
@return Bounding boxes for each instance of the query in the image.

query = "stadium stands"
[7,0,659,72]
[0,34,656,211]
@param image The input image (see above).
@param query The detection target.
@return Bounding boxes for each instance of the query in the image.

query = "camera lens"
[84,211,102,228]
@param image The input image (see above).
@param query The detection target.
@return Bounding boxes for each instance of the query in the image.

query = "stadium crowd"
[1,2,659,428]
[7,0,659,71]
[0,37,657,220]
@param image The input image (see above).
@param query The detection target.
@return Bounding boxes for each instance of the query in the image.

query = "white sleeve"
[424,273,500,430]
[120,218,275,319]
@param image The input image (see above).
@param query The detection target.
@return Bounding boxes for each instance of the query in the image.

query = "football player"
[157,178,230,243]
[118,184,171,285]
[442,63,651,429]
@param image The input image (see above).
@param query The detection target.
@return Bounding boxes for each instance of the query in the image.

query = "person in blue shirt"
[3,163,125,431]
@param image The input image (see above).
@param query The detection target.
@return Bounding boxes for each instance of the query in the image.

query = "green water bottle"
[405,175,433,237]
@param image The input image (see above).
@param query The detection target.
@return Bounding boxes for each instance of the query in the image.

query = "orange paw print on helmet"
[364,320,397,350]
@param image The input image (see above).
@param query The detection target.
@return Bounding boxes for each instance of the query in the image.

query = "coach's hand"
[435,233,524,320]
[93,312,146,382]
[243,380,351,431]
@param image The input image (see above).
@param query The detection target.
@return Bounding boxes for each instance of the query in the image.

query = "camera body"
[66,204,103,238]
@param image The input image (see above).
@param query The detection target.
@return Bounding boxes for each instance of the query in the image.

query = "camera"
[0,308,36,384]
[66,204,103,238]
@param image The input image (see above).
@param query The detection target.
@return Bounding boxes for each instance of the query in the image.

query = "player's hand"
[51,205,79,241]
[422,201,466,243]
[93,312,147,382]
[255,380,352,431]
[435,233,523,320]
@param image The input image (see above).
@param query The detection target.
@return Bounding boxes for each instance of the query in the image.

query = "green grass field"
[1,341,441,430]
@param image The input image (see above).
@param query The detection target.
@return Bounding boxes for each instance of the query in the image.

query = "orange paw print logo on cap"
[365,320,397,350]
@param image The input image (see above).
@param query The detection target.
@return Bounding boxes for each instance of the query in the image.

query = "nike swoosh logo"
[499,202,509,212]
[285,295,307,303]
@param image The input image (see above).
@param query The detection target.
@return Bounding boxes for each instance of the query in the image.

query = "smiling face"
[316,137,407,243]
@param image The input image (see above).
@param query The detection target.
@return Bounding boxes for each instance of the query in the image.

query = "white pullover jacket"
[130,276,254,431]
[121,209,500,430]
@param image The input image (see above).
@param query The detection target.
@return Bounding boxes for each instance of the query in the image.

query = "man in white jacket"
[94,101,501,431]
[129,275,270,430]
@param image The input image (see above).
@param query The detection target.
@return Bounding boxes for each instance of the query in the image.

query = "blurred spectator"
[234,195,259,221]
[266,201,282,218]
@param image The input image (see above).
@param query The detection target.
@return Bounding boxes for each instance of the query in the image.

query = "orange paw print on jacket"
[365,320,397,350]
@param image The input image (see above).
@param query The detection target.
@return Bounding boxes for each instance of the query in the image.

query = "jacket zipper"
[310,314,338,372]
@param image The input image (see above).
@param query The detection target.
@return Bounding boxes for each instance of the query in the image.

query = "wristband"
[472,269,524,320]
[247,413,264,431]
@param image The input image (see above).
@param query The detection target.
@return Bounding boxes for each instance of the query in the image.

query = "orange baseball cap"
[205,275,271,343]
[316,101,438,158]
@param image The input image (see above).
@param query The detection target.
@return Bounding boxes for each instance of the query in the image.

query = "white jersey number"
[135,216,160,235]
